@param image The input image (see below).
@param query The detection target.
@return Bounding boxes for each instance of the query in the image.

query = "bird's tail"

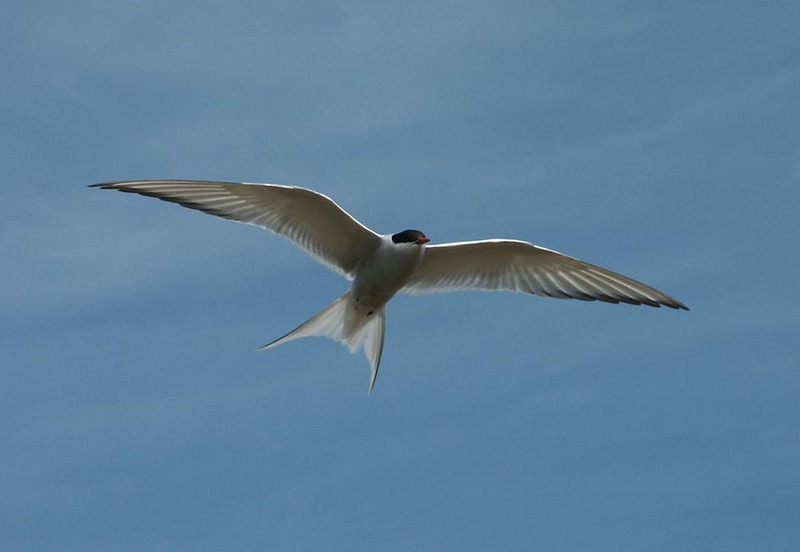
[258,292,387,393]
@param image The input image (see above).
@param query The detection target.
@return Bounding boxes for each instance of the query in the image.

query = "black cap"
[391,229,427,244]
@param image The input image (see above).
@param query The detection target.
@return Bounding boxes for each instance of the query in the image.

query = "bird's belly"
[351,274,406,313]
[350,247,423,313]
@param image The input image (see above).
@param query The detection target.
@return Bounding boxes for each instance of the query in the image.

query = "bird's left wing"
[91,180,382,278]
[402,239,688,309]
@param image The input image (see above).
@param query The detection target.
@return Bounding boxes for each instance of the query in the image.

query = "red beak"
[415,237,430,245]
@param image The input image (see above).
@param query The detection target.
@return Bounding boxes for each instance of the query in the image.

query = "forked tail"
[258,292,387,393]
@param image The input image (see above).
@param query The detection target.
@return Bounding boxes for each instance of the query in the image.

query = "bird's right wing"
[91,180,382,278]
[402,239,688,309]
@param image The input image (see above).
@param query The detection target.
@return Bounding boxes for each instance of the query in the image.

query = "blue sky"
[2,1,798,550]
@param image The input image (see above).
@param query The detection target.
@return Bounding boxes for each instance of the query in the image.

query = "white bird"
[92,180,688,392]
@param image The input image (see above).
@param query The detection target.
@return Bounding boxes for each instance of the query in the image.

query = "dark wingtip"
[666,296,690,311]
[665,300,690,311]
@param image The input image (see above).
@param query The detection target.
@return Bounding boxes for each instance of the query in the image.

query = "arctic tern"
[92,180,688,392]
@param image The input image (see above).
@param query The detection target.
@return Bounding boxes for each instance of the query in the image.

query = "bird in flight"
[92,180,688,392]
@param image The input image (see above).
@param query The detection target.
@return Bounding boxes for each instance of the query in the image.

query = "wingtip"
[255,335,286,352]
[652,300,690,311]
[89,182,120,189]
[666,298,690,311]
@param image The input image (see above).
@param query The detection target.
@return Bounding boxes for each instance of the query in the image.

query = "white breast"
[351,236,426,310]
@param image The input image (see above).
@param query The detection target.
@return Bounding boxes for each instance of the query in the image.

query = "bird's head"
[391,229,430,246]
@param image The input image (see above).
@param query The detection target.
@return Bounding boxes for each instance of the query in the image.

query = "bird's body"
[92,180,687,392]
[351,234,427,315]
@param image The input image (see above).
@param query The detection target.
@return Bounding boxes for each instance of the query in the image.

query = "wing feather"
[402,239,688,310]
[91,180,382,277]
